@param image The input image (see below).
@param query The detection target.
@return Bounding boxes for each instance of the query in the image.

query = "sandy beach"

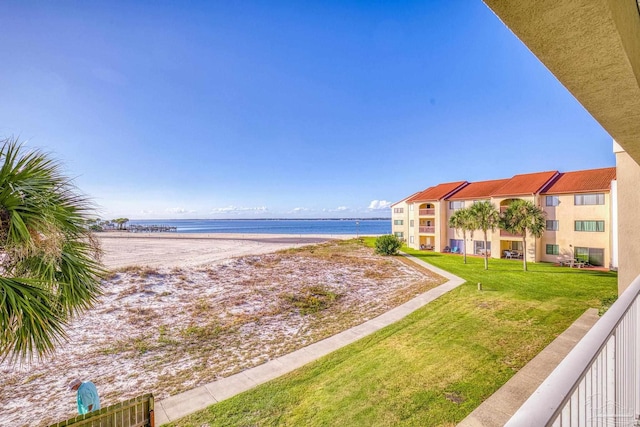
[1,233,442,427]
[96,232,349,269]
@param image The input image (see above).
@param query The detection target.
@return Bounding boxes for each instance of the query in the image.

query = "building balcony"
[500,230,522,238]
[419,226,435,233]
[419,209,436,216]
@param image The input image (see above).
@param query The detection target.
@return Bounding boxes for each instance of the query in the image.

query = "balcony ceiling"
[483,0,640,163]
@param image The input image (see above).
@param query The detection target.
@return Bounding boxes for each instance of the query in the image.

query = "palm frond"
[0,277,68,364]
[0,137,104,362]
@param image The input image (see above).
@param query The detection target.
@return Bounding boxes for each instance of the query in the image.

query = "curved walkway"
[154,253,465,425]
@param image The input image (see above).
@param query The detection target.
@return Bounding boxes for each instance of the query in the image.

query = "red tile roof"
[447,178,511,200]
[491,171,559,197]
[407,181,467,202]
[391,190,423,207]
[541,167,616,194]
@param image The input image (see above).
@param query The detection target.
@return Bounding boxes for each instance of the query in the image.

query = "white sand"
[97,232,352,269]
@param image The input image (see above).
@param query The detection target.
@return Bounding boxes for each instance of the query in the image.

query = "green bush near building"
[374,234,403,255]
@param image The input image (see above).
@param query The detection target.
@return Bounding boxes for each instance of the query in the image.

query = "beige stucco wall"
[447,213,470,255]
[391,200,410,244]
[539,192,611,265]
[446,199,498,256]
[446,202,467,254]
[616,150,640,293]
[434,201,446,252]
[405,201,441,251]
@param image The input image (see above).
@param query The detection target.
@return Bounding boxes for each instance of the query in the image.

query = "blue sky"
[0,1,614,219]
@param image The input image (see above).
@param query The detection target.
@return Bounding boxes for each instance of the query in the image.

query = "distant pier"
[128,224,178,233]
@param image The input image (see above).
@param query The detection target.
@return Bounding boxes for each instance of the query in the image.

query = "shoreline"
[95,233,380,270]
[95,231,376,242]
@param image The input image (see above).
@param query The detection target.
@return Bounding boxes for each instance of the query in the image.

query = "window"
[574,220,605,232]
[393,207,404,214]
[410,204,414,211]
[449,201,464,210]
[546,244,559,255]
[546,220,559,231]
[474,240,491,255]
[449,239,464,253]
[546,196,559,206]
[410,220,414,227]
[394,232,404,238]
[574,247,605,266]
[394,219,403,225]
[409,236,414,244]
[507,241,523,251]
[574,193,605,205]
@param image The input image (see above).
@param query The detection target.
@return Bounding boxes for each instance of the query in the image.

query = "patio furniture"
[572,259,588,268]
[558,256,571,266]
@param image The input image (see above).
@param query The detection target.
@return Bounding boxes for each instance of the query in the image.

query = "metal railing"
[419,226,435,233]
[48,393,154,427]
[419,209,435,216]
[505,275,640,426]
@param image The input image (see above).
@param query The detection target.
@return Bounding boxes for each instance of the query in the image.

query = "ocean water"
[127,219,391,235]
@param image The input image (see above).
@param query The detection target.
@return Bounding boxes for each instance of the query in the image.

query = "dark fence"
[47,393,154,427]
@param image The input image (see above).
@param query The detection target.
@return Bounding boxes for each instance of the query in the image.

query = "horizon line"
[123,217,392,221]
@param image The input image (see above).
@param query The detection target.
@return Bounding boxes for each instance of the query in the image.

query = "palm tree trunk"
[522,234,528,271]
[462,230,467,264]
[483,230,489,270]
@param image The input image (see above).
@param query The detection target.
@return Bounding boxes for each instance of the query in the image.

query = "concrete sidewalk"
[457,307,600,427]
[154,253,465,425]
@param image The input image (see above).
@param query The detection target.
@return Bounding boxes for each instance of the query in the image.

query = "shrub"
[283,286,340,315]
[599,294,618,316]
[375,235,402,255]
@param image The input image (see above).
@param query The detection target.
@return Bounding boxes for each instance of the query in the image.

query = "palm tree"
[448,207,475,264]
[469,201,500,270]
[0,138,104,363]
[113,217,129,230]
[500,199,546,271]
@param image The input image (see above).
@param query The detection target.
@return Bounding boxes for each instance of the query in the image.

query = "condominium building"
[392,181,466,252]
[539,167,617,267]
[393,166,617,267]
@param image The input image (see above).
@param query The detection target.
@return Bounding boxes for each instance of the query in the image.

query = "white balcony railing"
[506,274,640,426]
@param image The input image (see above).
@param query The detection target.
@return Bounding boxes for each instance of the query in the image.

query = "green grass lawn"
[167,240,617,427]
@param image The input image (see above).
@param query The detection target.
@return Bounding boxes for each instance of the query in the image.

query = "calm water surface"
[127,219,391,235]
